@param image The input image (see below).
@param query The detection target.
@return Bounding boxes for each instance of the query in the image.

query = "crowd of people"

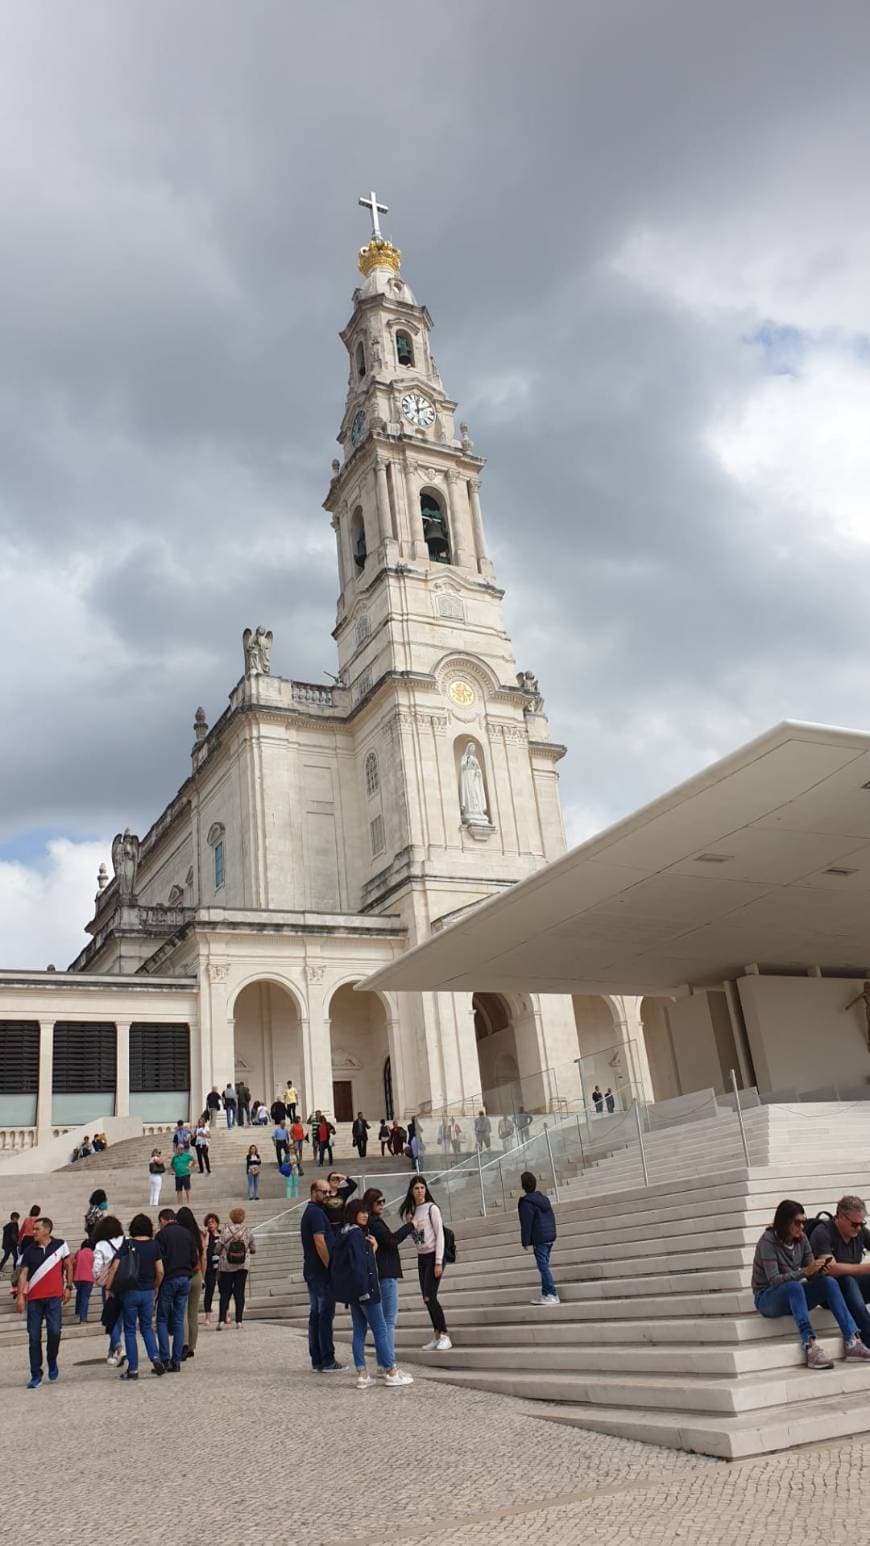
[69,1133,110,1163]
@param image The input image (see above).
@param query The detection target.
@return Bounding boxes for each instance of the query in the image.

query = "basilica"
[0,202,651,1145]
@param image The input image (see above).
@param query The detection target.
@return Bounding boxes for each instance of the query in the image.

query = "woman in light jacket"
[399,1175,452,1352]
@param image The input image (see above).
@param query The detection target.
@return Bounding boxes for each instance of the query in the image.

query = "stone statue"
[331,458,341,477]
[193,707,208,742]
[370,336,383,368]
[96,863,108,892]
[460,742,489,825]
[111,829,140,898]
[844,982,870,1051]
[460,421,474,453]
[517,669,544,714]
[243,626,273,676]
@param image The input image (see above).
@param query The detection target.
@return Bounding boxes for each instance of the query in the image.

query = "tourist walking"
[108,1214,164,1380]
[223,1082,238,1129]
[389,1120,407,1156]
[72,1238,95,1322]
[330,1198,414,1389]
[1,1212,19,1275]
[604,1088,615,1113]
[237,1079,251,1127]
[591,1085,604,1115]
[498,1114,515,1152]
[15,1216,72,1388]
[518,1171,559,1305]
[194,1118,211,1174]
[172,1119,192,1150]
[473,1111,491,1152]
[273,1120,290,1167]
[290,1116,306,1173]
[378,1120,390,1157]
[271,1096,287,1126]
[399,1176,452,1351]
[206,1086,222,1123]
[308,1109,320,1155]
[246,1144,263,1200]
[155,1207,199,1371]
[300,1179,342,1372]
[284,1080,299,1120]
[217,1207,255,1327]
[84,1189,109,1242]
[362,1187,414,1372]
[171,1143,196,1198]
[752,1198,870,1368]
[317,1114,336,1167]
[279,1152,300,1198]
[352,1112,370,1158]
[515,1106,533,1143]
[202,1212,221,1325]
[92,1214,127,1367]
[148,1149,166,1206]
[175,1205,205,1359]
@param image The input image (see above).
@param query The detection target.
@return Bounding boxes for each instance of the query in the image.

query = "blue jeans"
[157,1275,192,1366]
[379,1277,399,1355]
[351,1297,394,1372]
[27,1297,62,1379]
[226,1105,236,1129]
[305,1275,335,1369]
[74,1282,92,1321]
[836,1274,870,1340]
[755,1276,859,1346]
[122,1287,159,1373]
[533,1242,557,1298]
[247,1171,260,1200]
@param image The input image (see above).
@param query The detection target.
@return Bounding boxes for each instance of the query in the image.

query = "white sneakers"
[530,1295,561,1306]
[106,1349,126,1367]
[421,1334,453,1351]
[357,1369,414,1388]
[356,1372,374,1389]
[421,1336,440,1350]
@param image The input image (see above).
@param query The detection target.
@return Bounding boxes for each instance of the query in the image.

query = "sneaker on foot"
[385,1370,414,1387]
[421,1336,439,1351]
[151,1360,165,1376]
[115,1351,127,1369]
[845,1337,870,1361]
[119,1370,139,1381]
[48,1366,59,1382]
[806,1341,834,1369]
[26,1376,42,1389]
[356,1372,374,1389]
[435,1335,452,1351]
[106,1350,119,1366]
[543,1294,561,1305]
[320,1361,344,1372]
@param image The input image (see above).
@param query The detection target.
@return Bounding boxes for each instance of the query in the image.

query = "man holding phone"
[810,1196,870,1346]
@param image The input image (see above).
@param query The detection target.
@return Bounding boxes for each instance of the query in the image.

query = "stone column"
[331,514,346,589]
[36,1020,54,1139]
[374,457,393,543]
[468,478,494,576]
[610,995,655,1103]
[403,465,428,560]
[446,470,475,569]
[115,1022,130,1118]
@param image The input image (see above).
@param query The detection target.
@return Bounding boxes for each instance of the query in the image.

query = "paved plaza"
[1,1320,870,1544]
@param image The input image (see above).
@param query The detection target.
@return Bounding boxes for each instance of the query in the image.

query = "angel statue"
[243,626,273,676]
[517,669,544,714]
[459,742,490,826]
[111,829,140,898]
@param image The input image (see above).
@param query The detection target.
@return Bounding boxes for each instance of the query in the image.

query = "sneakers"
[151,1360,165,1376]
[435,1335,452,1351]
[320,1361,344,1372]
[119,1370,139,1381]
[385,1370,414,1387]
[421,1337,440,1351]
[845,1337,870,1361]
[26,1376,42,1389]
[48,1366,59,1382]
[806,1341,834,1369]
[356,1372,374,1389]
[530,1295,561,1306]
[106,1350,120,1366]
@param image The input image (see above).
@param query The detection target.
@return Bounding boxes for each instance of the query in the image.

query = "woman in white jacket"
[91,1214,127,1368]
[399,1176,452,1352]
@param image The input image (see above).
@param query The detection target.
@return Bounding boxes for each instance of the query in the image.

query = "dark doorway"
[332,1079,354,1122]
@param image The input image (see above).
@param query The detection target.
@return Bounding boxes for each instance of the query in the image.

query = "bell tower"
[324,193,505,697]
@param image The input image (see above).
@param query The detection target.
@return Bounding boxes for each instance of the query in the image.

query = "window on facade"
[365,750,379,796]
[355,340,366,378]
[370,814,385,856]
[130,1024,190,1093]
[352,507,367,570]
[214,841,225,890]
[356,669,372,702]
[396,330,414,366]
[356,613,370,648]
[0,1021,39,1094]
[53,1023,116,1093]
[420,492,450,564]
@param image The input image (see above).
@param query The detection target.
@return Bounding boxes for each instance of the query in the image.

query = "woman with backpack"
[217,1206,256,1328]
[84,1190,109,1243]
[107,1213,164,1381]
[330,1197,413,1389]
[399,1175,453,1351]
[92,1214,127,1368]
[176,1205,205,1359]
[378,1119,391,1157]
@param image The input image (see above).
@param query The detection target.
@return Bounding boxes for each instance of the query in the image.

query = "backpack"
[149,1160,165,1175]
[225,1233,247,1268]
[804,1210,834,1242]
[113,1240,141,1296]
[428,1204,457,1266]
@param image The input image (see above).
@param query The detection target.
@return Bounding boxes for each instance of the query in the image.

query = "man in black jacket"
[518,1171,559,1306]
[1,1212,19,1275]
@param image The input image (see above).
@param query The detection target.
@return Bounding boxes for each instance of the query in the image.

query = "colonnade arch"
[327,982,395,1124]
[232,978,304,1114]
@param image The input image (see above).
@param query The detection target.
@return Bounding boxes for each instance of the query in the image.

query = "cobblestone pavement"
[3,1321,870,1544]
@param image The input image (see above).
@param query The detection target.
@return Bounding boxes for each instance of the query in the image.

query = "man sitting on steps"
[809,1195,870,1346]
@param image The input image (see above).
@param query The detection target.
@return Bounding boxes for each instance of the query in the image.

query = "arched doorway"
[473,993,520,1110]
[641,997,680,1102]
[233,980,303,1113]
[571,993,627,1110]
[328,984,391,1124]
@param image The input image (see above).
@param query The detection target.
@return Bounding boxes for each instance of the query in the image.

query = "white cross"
[358,190,389,241]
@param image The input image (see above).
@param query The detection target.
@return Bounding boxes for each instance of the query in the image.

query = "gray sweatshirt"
[751,1227,812,1294]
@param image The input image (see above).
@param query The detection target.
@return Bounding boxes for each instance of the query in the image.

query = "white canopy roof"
[363,722,870,997]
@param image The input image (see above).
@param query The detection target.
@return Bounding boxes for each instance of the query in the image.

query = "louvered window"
[129,1023,190,1092]
[52,1023,116,1093]
[0,1021,39,1093]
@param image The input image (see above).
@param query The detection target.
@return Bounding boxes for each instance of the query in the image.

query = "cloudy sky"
[2,0,870,967]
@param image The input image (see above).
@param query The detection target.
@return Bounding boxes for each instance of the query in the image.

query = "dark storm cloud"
[3,0,870,952]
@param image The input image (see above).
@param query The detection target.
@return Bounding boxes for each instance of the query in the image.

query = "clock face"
[448,679,475,707]
[351,409,366,448]
[401,391,436,429]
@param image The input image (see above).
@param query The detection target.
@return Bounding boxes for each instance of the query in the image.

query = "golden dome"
[358,238,401,277]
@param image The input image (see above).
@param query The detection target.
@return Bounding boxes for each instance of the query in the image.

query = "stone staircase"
[246,1102,870,1459]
